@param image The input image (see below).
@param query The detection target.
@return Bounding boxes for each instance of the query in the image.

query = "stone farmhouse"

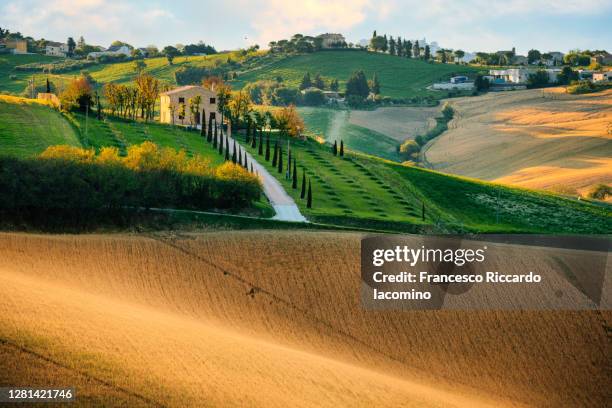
[159,85,220,129]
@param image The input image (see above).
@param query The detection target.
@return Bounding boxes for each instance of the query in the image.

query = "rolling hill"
[423,88,612,197]
[230,50,480,99]
[0,231,609,407]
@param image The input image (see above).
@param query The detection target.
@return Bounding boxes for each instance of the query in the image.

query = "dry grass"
[424,88,612,198]
[348,106,441,142]
[0,231,609,407]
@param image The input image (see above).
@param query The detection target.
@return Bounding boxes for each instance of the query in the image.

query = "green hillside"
[231,51,479,99]
[0,96,80,157]
[242,135,610,233]
[0,54,61,94]
[0,96,223,166]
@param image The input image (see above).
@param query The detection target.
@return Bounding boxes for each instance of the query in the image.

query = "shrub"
[302,88,326,106]
[587,184,611,200]
[399,140,420,159]
[0,142,262,229]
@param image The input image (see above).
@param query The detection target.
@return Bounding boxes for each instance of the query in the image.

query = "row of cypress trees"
[332,140,344,156]
[244,119,312,209]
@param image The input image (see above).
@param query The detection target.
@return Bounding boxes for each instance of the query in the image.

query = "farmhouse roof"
[46,41,65,47]
[160,85,213,96]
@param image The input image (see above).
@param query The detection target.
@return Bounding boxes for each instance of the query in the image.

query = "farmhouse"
[159,85,220,128]
[591,52,612,66]
[88,44,132,59]
[317,33,346,49]
[592,71,612,82]
[489,68,530,84]
[0,39,27,54]
[45,41,69,57]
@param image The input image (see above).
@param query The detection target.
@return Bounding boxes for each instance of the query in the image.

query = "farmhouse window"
[210,97,216,104]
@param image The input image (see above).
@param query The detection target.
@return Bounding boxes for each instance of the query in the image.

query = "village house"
[0,39,27,54]
[159,85,220,129]
[317,33,346,49]
[592,71,612,82]
[88,44,132,59]
[591,52,612,66]
[45,41,69,57]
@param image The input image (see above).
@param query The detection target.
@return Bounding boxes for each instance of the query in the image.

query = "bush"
[0,143,262,229]
[302,88,326,106]
[587,184,611,200]
[14,59,97,73]
[567,80,611,95]
[399,140,420,159]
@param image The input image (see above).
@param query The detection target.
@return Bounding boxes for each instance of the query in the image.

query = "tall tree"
[333,140,338,156]
[371,73,381,94]
[301,169,306,199]
[292,159,297,189]
[277,146,283,173]
[389,36,396,55]
[272,139,278,166]
[382,34,388,53]
[454,49,465,63]
[258,129,263,155]
[424,45,431,61]
[313,73,325,90]
[207,114,214,143]
[232,140,237,163]
[345,71,370,99]
[306,180,312,208]
[299,73,312,90]
[224,135,230,161]
[405,40,412,58]
[397,37,403,56]
[265,132,271,161]
[340,140,344,156]
[200,109,206,137]
[67,37,76,57]
[413,40,420,58]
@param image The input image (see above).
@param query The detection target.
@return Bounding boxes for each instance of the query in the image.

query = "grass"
[0,95,81,157]
[230,50,479,99]
[298,107,401,161]
[0,54,61,94]
[242,134,610,233]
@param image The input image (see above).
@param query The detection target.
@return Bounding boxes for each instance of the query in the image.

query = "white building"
[593,71,612,82]
[489,68,530,84]
[45,41,69,57]
[317,33,346,49]
[88,45,132,59]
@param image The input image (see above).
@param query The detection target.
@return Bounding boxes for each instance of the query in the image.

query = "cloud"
[244,0,389,46]
[0,0,175,46]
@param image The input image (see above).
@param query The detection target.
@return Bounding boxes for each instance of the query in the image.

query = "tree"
[300,170,306,198]
[67,37,76,57]
[277,145,283,174]
[292,159,297,189]
[527,49,541,64]
[215,82,232,134]
[474,74,490,91]
[258,129,263,155]
[436,49,447,63]
[133,59,146,74]
[274,105,304,137]
[424,45,431,61]
[332,140,338,156]
[265,133,271,161]
[45,78,51,93]
[77,36,86,50]
[228,90,252,129]
[454,49,465,63]
[201,109,206,137]
[224,135,230,160]
[399,140,420,160]
[371,73,381,95]
[178,101,186,125]
[238,146,242,166]
[95,91,102,120]
[232,140,237,164]
[213,119,218,148]
[382,34,388,53]
[207,113,214,142]
[389,36,396,55]
[306,179,312,208]
[330,79,339,91]
[163,45,179,65]
[313,73,325,89]
[557,66,578,85]
[405,40,412,58]
[345,70,370,100]
[299,73,312,90]
[302,88,326,106]
[527,70,550,88]
[60,75,93,112]
[340,140,344,156]
[272,139,278,166]
[397,37,403,56]
[413,40,420,58]
[370,36,386,52]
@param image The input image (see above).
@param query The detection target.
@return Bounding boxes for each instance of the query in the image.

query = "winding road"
[226,132,307,223]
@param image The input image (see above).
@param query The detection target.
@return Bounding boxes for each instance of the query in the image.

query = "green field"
[0,54,62,94]
[242,135,610,233]
[0,96,81,156]
[231,51,479,99]
[298,107,401,161]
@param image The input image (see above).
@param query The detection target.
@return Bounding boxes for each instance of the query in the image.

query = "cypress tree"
[272,140,278,166]
[214,121,218,149]
[200,109,206,138]
[232,141,237,163]
[287,150,292,177]
[46,78,51,93]
[245,121,250,143]
[251,128,257,148]
[292,160,297,189]
[306,180,312,208]
[277,146,283,174]
[250,163,253,173]
[243,151,248,169]
[300,170,306,199]
[207,114,213,143]
[265,133,271,161]
[340,140,344,156]
[238,146,243,166]
[225,143,230,161]
[422,202,425,220]
[333,140,338,156]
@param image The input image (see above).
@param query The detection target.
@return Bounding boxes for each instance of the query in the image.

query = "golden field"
[423,88,612,197]
[0,231,609,407]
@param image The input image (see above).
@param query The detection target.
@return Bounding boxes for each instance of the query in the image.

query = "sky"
[1,0,611,55]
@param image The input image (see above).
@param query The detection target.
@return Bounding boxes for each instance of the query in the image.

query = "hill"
[0,96,81,157]
[0,54,60,94]
[230,50,479,99]
[242,135,610,233]
[0,232,609,407]
[0,95,224,165]
[423,88,612,197]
